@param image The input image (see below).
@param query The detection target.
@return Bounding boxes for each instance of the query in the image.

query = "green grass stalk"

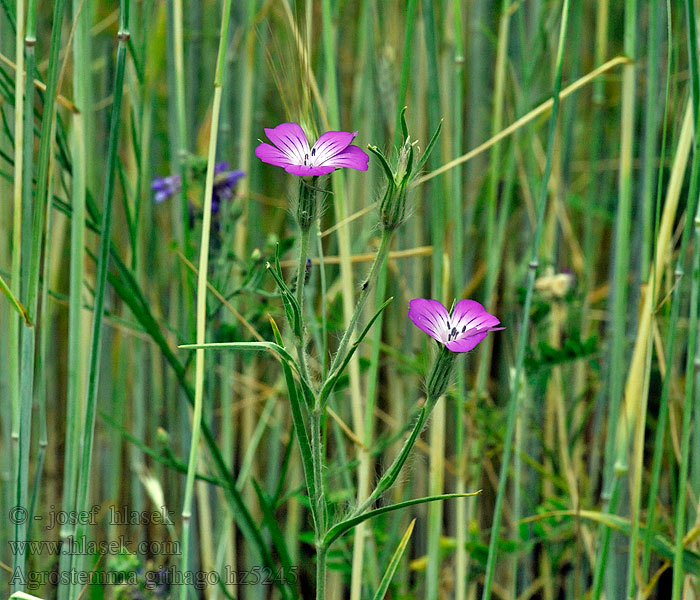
[178,2,233,599]
[13,0,63,589]
[671,3,700,594]
[67,2,128,596]
[641,0,661,277]
[593,0,636,593]
[57,0,90,593]
[480,2,571,597]
[421,2,446,596]
[316,3,369,595]
[583,0,609,506]
[672,196,700,600]
[640,0,674,585]
[28,112,56,532]
[449,2,468,598]
[9,0,25,482]
[392,0,418,147]
[172,0,191,257]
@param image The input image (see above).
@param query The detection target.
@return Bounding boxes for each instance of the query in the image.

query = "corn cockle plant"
[181,113,495,598]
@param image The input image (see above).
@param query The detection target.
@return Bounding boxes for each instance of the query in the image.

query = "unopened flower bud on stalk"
[368,107,442,232]
[372,140,414,231]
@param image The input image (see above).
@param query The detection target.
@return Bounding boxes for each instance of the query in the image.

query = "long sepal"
[414,119,443,174]
[368,144,396,182]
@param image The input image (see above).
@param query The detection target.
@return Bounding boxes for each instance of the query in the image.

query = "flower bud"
[426,344,457,400]
[369,107,442,232]
[379,178,409,231]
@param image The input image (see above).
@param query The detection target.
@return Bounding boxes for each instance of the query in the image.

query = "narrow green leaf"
[372,519,416,600]
[267,256,302,340]
[524,510,700,577]
[0,273,31,325]
[179,339,317,404]
[324,491,480,548]
[269,317,318,524]
[251,478,301,600]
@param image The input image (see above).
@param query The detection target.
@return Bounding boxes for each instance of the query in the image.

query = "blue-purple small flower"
[151,175,181,203]
[152,162,244,216]
[212,162,245,214]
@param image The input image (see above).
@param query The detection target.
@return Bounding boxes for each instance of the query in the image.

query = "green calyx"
[296,176,321,232]
[426,344,457,401]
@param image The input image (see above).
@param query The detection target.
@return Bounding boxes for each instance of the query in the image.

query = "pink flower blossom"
[254,122,369,176]
[409,298,503,353]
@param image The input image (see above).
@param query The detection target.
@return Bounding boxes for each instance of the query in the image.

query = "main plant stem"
[312,400,327,599]
[295,227,312,384]
[316,544,327,600]
[351,392,438,519]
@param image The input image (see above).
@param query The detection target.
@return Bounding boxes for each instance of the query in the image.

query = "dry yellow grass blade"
[279,245,433,267]
[0,51,78,113]
[321,202,378,238]
[175,249,265,342]
[279,0,330,131]
[326,406,366,449]
[614,99,693,457]
[415,56,632,185]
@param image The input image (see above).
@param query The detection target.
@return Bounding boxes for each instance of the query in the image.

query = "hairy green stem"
[352,394,436,519]
[295,226,312,384]
[315,545,327,600]
[328,230,392,377]
[312,404,327,593]
[349,346,456,519]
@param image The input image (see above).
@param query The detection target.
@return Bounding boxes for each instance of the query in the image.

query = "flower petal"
[264,122,310,165]
[450,299,501,336]
[321,144,370,171]
[255,142,296,169]
[408,298,450,343]
[311,131,357,164]
[284,164,336,177]
[445,330,489,353]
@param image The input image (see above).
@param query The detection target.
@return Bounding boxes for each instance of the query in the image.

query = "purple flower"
[254,122,369,176]
[409,298,503,353]
[212,164,245,213]
[151,175,181,203]
[152,163,245,216]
